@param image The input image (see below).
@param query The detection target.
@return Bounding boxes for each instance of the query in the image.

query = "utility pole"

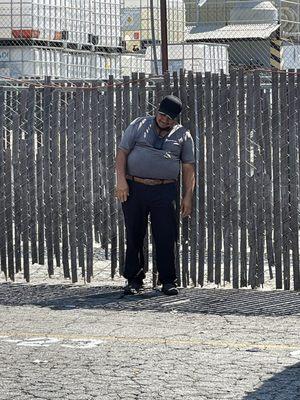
[150,0,159,75]
[160,0,168,73]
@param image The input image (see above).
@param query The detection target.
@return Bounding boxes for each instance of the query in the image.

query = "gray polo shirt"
[118,116,195,180]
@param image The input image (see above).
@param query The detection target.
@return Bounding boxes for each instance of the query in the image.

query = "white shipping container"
[0,0,121,48]
[145,43,229,75]
[0,46,121,79]
[121,53,145,76]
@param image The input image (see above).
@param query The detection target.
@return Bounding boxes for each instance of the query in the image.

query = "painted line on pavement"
[0,331,299,351]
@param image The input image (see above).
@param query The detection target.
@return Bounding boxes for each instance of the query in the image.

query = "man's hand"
[181,196,192,218]
[181,163,195,218]
[116,179,129,203]
[115,149,130,203]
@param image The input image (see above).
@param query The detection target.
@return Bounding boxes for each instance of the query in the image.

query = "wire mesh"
[0,71,299,291]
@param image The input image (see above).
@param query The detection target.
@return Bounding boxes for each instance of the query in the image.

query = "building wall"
[121,0,185,51]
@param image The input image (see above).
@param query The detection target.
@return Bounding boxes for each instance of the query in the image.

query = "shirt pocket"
[164,139,182,157]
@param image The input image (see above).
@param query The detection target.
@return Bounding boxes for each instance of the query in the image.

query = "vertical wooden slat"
[139,73,146,115]
[212,73,222,286]
[173,71,179,98]
[296,71,300,291]
[99,93,109,259]
[262,89,274,280]
[221,72,231,283]
[26,85,38,265]
[83,89,94,282]
[205,72,214,283]
[254,71,265,287]
[51,90,61,268]
[131,72,139,120]
[229,70,239,289]
[288,71,300,290]
[196,73,205,287]
[272,71,282,289]
[12,111,22,272]
[279,71,290,290]
[43,80,54,276]
[163,71,171,96]
[246,73,257,287]
[67,97,77,282]
[20,138,29,282]
[74,88,85,278]
[107,76,117,278]
[60,90,70,278]
[238,69,247,287]
[91,85,101,243]
[0,88,6,277]
[5,148,14,280]
[36,146,45,266]
[188,71,197,286]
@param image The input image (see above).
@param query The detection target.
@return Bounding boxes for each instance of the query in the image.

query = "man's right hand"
[115,179,129,203]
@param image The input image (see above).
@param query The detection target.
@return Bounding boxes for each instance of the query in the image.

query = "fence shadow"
[242,362,300,400]
[0,283,299,316]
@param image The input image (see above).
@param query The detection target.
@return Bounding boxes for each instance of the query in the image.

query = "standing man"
[115,95,195,295]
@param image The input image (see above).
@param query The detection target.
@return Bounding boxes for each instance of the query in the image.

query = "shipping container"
[145,42,229,75]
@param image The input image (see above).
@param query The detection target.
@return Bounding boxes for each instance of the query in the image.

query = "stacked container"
[0,0,122,78]
[0,0,121,47]
[0,47,121,79]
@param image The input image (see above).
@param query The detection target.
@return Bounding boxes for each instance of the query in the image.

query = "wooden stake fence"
[0,69,299,290]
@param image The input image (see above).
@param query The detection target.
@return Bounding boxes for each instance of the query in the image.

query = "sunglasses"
[158,111,174,121]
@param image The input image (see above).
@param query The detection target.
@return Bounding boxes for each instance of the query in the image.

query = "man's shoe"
[124,280,144,295]
[162,283,178,296]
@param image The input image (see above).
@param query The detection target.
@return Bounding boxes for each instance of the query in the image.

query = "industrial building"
[185,0,300,69]
[121,0,185,52]
[0,0,123,79]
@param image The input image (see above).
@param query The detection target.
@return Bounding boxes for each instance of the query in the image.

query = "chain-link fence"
[0,1,300,290]
[0,1,299,80]
[0,70,300,290]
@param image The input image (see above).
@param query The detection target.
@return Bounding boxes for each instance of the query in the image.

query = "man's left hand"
[181,196,192,218]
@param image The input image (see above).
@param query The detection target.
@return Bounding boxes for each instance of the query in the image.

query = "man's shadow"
[243,361,300,400]
[0,283,299,316]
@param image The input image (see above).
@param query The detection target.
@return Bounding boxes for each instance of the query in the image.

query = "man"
[115,95,195,295]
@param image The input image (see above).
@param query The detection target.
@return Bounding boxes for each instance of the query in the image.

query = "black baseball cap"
[158,95,182,120]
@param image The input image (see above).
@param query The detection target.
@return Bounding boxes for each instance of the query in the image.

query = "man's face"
[156,112,176,130]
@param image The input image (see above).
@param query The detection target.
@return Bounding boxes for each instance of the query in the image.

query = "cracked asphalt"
[0,273,300,400]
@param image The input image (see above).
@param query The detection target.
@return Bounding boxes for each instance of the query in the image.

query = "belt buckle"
[148,179,158,185]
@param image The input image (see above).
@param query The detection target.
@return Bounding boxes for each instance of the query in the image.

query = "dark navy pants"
[122,179,178,284]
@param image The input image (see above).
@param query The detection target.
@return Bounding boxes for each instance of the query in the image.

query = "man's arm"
[115,148,130,203]
[181,163,195,217]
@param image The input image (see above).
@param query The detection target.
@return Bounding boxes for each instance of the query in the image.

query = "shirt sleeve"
[118,118,139,152]
[181,131,195,163]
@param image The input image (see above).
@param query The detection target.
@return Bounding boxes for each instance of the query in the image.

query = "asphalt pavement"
[0,275,299,400]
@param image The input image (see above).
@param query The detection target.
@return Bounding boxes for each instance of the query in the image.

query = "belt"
[126,175,176,186]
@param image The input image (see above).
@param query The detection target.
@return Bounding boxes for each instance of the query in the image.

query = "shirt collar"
[153,116,175,137]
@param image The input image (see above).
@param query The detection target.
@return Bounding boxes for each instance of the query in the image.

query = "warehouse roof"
[186,23,280,41]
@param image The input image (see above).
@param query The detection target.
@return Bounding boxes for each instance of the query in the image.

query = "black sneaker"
[162,283,178,296]
[124,280,144,295]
